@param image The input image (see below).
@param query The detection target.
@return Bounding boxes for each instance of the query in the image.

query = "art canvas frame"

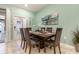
[42,12,59,25]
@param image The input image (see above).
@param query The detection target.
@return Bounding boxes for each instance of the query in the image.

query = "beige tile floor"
[0,39,77,54]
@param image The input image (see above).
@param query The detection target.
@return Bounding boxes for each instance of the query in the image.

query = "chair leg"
[38,43,40,53]
[25,42,27,52]
[44,47,46,53]
[53,44,56,54]
[58,45,61,54]
[50,45,52,49]
[21,40,23,47]
[44,41,46,53]
[33,45,35,48]
[23,41,25,49]
[29,45,31,54]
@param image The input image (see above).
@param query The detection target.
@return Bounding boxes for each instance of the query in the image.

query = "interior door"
[13,16,23,40]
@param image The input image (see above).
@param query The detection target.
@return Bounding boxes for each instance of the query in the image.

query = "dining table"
[29,31,56,49]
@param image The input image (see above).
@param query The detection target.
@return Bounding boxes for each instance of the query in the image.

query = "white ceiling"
[10,4,48,12]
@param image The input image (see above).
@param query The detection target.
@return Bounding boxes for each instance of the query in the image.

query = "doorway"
[0,8,6,43]
[13,16,24,40]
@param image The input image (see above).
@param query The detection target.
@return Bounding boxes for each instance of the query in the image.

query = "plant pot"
[75,44,79,52]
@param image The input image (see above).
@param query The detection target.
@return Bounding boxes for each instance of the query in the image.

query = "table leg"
[43,39,46,53]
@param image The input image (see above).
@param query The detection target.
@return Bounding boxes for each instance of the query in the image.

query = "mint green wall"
[34,4,79,45]
[11,8,34,19]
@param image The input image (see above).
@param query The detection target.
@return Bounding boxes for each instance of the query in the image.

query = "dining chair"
[23,28,40,54]
[46,28,63,54]
[20,28,26,49]
[46,27,52,33]
[27,28,40,43]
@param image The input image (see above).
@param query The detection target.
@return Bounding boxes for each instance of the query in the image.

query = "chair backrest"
[20,28,25,40]
[23,28,31,44]
[55,28,63,45]
[35,29,40,32]
[27,27,32,31]
[46,27,52,33]
[41,27,45,32]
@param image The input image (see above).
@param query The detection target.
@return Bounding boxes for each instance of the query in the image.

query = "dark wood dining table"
[29,31,56,49]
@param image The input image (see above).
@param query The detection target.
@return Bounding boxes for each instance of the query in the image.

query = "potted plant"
[72,28,79,52]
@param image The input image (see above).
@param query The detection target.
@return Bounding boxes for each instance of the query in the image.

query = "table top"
[29,31,56,38]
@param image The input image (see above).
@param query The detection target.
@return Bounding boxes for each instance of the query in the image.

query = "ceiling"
[10,4,48,12]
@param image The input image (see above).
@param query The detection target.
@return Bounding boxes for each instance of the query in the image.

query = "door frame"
[13,16,25,40]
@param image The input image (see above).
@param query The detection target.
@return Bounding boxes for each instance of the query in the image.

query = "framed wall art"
[42,12,59,25]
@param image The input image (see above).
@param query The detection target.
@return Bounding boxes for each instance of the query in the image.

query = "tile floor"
[0,39,77,54]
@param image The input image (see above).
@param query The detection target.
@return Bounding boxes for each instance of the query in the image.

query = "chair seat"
[30,36,40,45]
[31,36,40,42]
[45,40,55,46]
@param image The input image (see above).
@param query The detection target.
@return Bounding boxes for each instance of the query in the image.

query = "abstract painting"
[42,12,59,25]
